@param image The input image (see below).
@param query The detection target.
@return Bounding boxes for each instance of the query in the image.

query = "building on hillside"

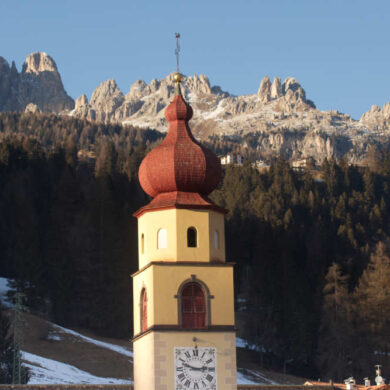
[291,157,316,171]
[132,70,237,390]
[291,158,310,170]
[252,160,270,172]
[221,153,243,165]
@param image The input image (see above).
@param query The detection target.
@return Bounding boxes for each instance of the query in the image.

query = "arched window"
[157,228,167,249]
[181,282,206,328]
[187,227,197,248]
[214,230,219,249]
[140,288,147,332]
[141,233,144,254]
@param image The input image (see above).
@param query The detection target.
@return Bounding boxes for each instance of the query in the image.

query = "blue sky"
[1,0,389,119]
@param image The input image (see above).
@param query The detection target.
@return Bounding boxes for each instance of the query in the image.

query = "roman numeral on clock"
[194,383,199,389]
[185,351,191,358]
[178,373,185,381]
[193,348,198,356]
[206,374,213,382]
[184,379,191,387]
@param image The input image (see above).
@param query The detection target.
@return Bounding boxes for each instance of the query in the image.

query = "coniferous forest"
[0,113,389,381]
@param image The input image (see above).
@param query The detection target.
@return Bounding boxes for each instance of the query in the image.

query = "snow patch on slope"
[22,351,132,385]
[237,368,277,385]
[0,277,13,307]
[51,323,133,358]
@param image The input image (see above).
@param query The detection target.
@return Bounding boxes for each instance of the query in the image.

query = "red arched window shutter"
[181,282,206,328]
[141,289,147,332]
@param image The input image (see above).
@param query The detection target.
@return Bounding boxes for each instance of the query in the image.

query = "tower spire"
[173,32,184,94]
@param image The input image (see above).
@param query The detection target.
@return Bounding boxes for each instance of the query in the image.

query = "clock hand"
[183,363,204,371]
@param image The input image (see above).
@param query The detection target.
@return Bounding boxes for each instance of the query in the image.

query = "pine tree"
[354,242,390,366]
[317,263,354,381]
[0,304,29,384]
[0,305,13,383]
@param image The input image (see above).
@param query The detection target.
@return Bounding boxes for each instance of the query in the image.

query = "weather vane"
[175,33,181,72]
[174,33,183,85]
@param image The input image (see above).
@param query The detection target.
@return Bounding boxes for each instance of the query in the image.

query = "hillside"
[19,311,307,385]
[1,274,306,386]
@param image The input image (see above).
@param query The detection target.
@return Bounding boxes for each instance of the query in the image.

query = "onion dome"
[135,87,224,216]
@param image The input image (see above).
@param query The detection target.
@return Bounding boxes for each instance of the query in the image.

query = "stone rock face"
[360,103,390,128]
[270,77,282,99]
[75,94,88,109]
[257,76,272,103]
[25,103,41,114]
[23,52,58,74]
[0,52,74,113]
[68,71,390,164]
[88,79,124,122]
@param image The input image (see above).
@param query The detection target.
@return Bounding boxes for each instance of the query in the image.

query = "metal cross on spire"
[175,32,181,73]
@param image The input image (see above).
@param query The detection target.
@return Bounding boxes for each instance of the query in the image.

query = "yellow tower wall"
[133,263,234,335]
[133,331,237,390]
[137,208,226,269]
[133,264,154,335]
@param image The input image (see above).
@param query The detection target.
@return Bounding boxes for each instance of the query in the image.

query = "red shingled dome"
[138,94,221,199]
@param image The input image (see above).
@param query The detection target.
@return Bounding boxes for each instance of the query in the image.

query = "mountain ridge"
[2,51,390,163]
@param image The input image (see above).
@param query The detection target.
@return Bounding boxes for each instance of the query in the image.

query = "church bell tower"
[132,38,237,390]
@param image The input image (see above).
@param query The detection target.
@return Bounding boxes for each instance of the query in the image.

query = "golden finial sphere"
[173,72,184,83]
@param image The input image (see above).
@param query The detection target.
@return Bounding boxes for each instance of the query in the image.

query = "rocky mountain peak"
[282,77,301,93]
[90,79,123,105]
[87,79,125,122]
[0,52,74,113]
[256,76,314,109]
[185,74,212,95]
[75,94,88,109]
[128,80,148,100]
[22,52,58,75]
[270,77,282,99]
[360,102,390,127]
[257,76,272,103]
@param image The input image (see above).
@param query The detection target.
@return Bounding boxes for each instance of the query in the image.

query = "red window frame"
[141,289,147,332]
[181,282,206,329]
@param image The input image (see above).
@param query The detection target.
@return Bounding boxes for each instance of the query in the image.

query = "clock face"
[174,347,217,390]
